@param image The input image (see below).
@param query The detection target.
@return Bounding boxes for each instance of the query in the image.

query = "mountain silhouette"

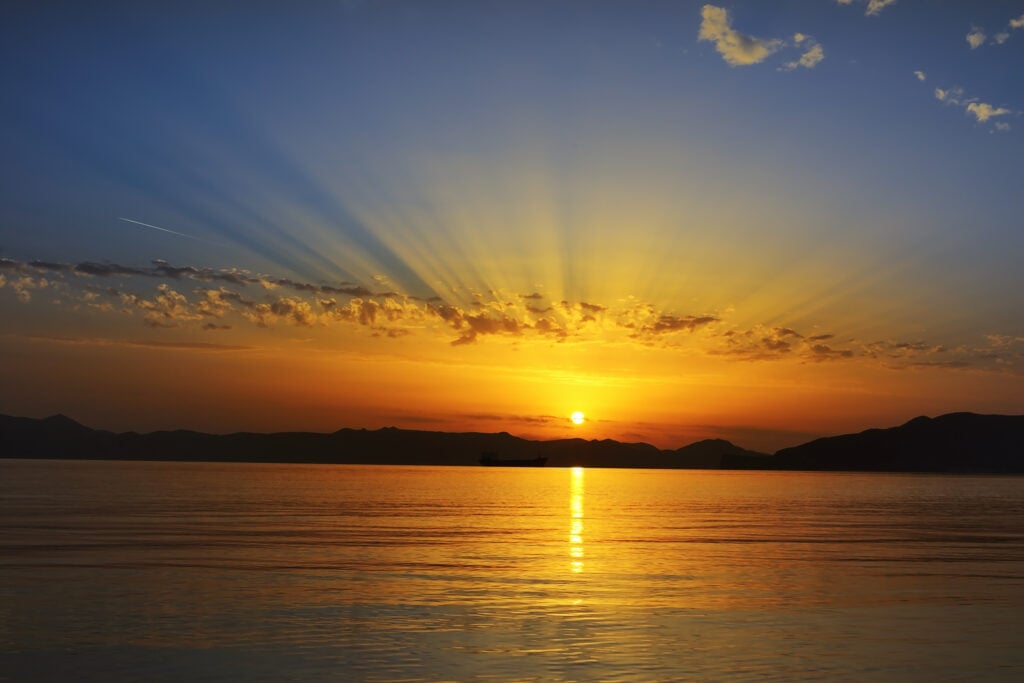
[773,412,1024,473]
[2,412,1022,472]
[0,413,763,468]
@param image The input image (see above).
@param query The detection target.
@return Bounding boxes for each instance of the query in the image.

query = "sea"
[2,460,1023,682]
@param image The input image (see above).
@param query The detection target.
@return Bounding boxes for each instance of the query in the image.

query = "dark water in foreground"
[2,461,1024,681]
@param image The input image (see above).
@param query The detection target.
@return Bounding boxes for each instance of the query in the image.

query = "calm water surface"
[2,461,1024,681]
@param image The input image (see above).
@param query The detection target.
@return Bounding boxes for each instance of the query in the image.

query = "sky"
[1,0,1022,452]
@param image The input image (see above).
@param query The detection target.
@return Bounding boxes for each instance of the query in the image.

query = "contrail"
[118,217,225,246]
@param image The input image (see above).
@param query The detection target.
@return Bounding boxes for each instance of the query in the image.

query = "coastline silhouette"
[2,412,1021,473]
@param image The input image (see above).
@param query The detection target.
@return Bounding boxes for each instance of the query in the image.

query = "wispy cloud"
[783,34,825,70]
[835,0,897,17]
[11,256,372,296]
[933,86,1013,130]
[712,326,855,363]
[866,0,897,15]
[934,86,962,104]
[914,70,926,82]
[698,5,783,66]
[24,335,251,352]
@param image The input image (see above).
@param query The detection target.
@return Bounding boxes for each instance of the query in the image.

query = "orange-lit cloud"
[698,5,783,66]
[835,0,898,17]
[933,86,1013,130]
[3,256,1022,377]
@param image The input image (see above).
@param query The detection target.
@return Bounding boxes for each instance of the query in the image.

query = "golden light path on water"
[570,466,585,574]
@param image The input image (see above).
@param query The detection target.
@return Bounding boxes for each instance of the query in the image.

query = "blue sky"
[1,1,1022,449]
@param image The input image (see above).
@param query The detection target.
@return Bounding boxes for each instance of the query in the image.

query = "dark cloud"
[7,256,377,295]
[273,277,373,297]
[714,326,855,362]
[894,360,971,370]
[41,260,149,276]
[374,328,410,338]
[807,343,855,361]
[534,317,568,340]
[463,413,561,426]
[24,334,250,351]
[636,314,719,336]
[863,340,947,359]
[0,258,26,271]
[27,260,74,273]
[451,312,525,346]
[392,415,448,424]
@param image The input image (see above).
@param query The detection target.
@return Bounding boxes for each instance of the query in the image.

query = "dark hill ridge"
[0,413,764,468]
[774,412,1024,473]
[2,412,1022,472]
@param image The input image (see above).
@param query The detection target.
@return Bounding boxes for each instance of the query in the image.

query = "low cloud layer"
[2,256,1021,374]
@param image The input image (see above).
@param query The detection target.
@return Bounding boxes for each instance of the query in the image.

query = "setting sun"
[571,411,586,426]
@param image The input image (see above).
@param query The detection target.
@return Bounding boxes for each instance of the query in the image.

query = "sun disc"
[571,411,585,425]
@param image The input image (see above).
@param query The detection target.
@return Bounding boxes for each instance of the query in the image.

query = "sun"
[570,411,585,426]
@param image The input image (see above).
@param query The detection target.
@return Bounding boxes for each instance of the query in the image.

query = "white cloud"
[698,5,783,66]
[1011,14,1024,30]
[993,32,1010,45]
[966,102,1011,123]
[995,122,1011,132]
[914,70,926,82]
[966,27,986,49]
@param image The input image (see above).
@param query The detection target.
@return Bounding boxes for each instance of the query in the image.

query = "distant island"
[1,412,1022,473]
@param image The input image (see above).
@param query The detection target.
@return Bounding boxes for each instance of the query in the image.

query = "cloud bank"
[2,256,1021,374]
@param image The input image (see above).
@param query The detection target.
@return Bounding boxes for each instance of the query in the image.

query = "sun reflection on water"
[570,466,584,573]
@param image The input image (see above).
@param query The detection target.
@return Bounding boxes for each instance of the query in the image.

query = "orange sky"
[2,2,1023,452]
